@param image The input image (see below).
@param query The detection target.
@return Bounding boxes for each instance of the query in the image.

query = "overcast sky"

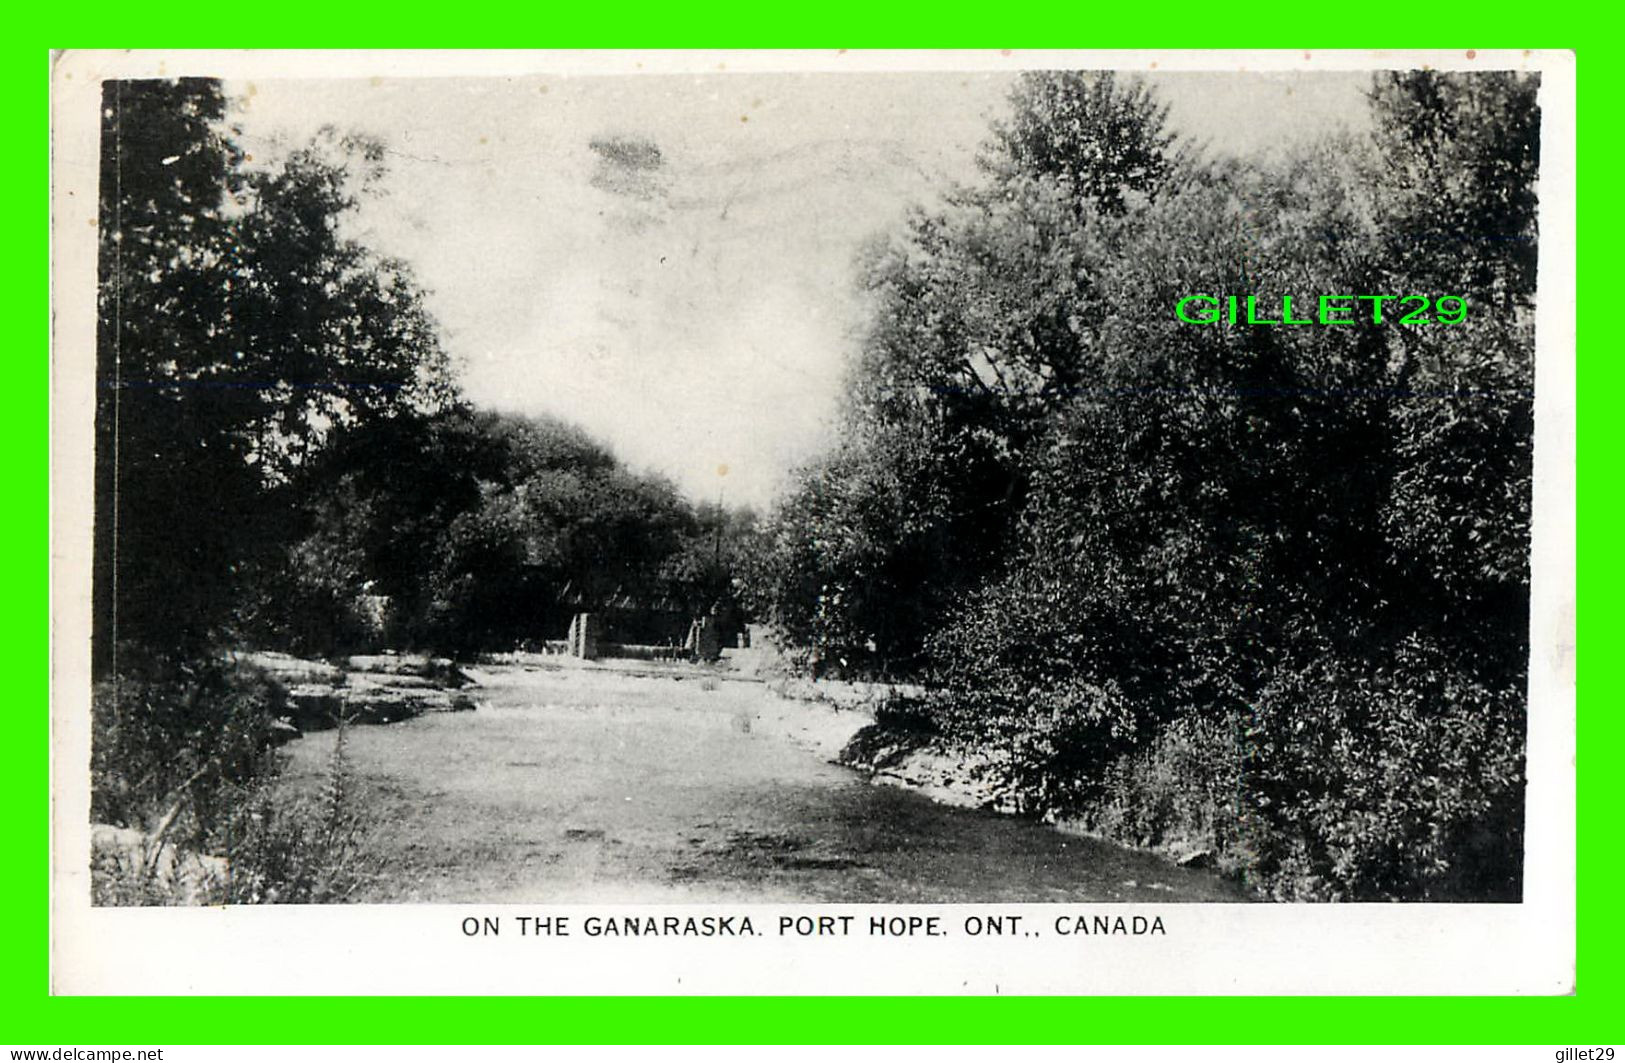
[227,70,1371,508]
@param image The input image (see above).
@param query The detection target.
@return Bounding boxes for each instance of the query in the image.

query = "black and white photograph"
[49,48,1576,993]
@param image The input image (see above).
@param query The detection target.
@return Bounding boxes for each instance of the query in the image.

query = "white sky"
[226,70,1371,508]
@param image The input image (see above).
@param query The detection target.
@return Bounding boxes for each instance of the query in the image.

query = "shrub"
[91,650,286,848]
[920,568,1162,818]
[920,679,1140,819]
[1243,637,1526,901]
[1087,708,1253,863]
[92,649,381,905]
[872,692,941,738]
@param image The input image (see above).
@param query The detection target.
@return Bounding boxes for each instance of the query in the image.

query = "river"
[283,662,1246,903]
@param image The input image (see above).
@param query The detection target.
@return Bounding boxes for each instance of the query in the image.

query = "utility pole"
[713,484,724,570]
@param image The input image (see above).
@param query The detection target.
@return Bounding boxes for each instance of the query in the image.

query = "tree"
[1366,72,1540,663]
[1365,71,1540,308]
[979,71,1181,217]
[94,79,455,671]
[759,423,966,670]
[922,141,1398,801]
[352,410,696,654]
[760,73,1185,668]
[659,501,763,621]
[95,79,249,671]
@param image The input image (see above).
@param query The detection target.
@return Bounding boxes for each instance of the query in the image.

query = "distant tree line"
[253,406,762,657]
[754,70,1538,901]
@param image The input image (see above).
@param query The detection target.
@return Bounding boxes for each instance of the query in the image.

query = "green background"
[19,9,1609,1044]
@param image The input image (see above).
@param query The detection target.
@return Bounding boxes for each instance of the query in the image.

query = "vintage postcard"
[48,48,1576,994]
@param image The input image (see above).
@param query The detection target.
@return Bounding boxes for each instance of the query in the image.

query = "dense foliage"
[94,80,458,673]
[91,656,286,847]
[761,70,1538,900]
[257,406,755,656]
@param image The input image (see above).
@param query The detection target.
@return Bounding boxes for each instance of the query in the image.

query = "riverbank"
[834,716,1234,879]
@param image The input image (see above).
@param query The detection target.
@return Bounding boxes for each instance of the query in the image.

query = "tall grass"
[219,720,377,904]
[92,653,379,905]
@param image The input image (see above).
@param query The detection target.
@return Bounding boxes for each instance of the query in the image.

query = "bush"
[920,565,1525,901]
[920,681,1140,819]
[872,692,941,738]
[93,729,376,906]
[1243,638,1525,901]
[1087,708,1252,863]
[92,648,380,905]
[920,567,1162,818]
[91,650,286,848]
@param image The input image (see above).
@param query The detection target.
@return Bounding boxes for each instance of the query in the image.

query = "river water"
[283,663,1246,903]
